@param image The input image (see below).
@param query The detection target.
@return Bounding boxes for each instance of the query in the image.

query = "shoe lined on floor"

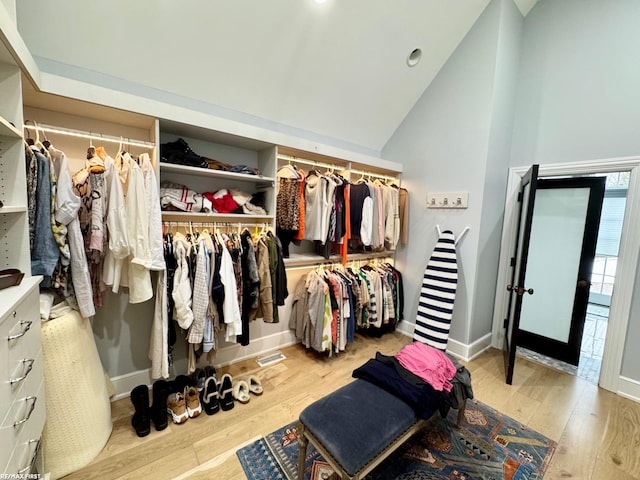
[130,384,151,437]
[185,386,202,418]
[202,376,220,415]
[233,379,250,404]
[170,374,194,395]
[246,375,264,396]
[167,392,189,424]
[190,368,207,398]
[150,380,170,431]
[219,373,235,411]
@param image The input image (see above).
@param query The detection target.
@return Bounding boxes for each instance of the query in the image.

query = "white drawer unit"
[0,277,44,475]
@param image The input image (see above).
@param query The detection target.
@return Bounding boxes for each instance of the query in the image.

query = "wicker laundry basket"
[40,303,112,479]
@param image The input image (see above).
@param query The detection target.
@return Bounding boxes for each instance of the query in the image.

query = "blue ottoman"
[297,379,433,480]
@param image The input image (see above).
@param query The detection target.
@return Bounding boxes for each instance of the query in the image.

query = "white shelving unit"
[0,50,44,475]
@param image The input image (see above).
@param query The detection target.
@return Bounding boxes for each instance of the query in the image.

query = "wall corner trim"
[447,333,493,362]
[618,376,640,405]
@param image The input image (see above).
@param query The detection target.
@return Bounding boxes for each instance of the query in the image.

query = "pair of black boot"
[160,138,209,169]
[130,380,170,437]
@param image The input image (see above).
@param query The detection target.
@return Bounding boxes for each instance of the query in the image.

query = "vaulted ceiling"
[16,0,536,154]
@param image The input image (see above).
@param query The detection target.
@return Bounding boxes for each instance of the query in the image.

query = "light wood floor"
[60,332,640,480]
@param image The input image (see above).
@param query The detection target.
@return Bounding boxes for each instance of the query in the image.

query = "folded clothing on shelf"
[160,181,213,213]
[160,182,267,215]
[203,189,239,214]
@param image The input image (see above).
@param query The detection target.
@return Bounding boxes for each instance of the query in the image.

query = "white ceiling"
[14,0,536,154]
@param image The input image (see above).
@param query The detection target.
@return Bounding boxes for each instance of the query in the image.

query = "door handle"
[577,279,591,289]
[506,285,534,295]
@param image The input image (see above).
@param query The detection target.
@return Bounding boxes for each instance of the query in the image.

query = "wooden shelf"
[159,162,275,185]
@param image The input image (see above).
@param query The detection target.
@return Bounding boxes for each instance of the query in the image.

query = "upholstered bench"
[297,379,465,480]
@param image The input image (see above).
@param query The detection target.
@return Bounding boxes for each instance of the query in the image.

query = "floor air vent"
[257,351,286,367]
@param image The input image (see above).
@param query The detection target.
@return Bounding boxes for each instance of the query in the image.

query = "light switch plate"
[426,192,468,209]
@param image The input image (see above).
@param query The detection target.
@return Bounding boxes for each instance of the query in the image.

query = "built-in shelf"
[0,206,26,214]
[0,116,22,139]
[159,162,275,185]
[284,250,395,269]
[161,211,274,223]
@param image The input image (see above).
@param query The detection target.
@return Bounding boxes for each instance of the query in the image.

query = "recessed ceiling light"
[407,48,422,67]
[314,0,327,3]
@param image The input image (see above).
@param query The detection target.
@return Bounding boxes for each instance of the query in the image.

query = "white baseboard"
[213,330,298,368]
[446,333,493,362]
[109,330,299,401]
[110,369,156,402]
[618,376,640,404]
[390,321,492,363]
[395,321,414,338]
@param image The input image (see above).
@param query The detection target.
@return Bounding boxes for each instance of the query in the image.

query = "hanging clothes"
[139,153,165,272]
[276,165,301,257]
[399,187,409,247]
[49,145,96,319]
[304,172,327,241]
[125,160,153,303]
[238,231,260,346]
[171,232,194,330]
[290,262,403,355]
[102,155,129,294]
[30,146,60,279]
[250,235,273,323]
[218,232,242,342]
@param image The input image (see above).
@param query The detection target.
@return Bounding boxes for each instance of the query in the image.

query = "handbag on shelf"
[0,269,24,291]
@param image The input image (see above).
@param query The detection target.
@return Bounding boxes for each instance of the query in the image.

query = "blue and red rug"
[236,399,556,480]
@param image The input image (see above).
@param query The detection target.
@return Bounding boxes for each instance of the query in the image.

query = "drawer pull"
[10,358,35,384]
[7,320,33,341]
[13,395,37,427]
[17,438,41,475]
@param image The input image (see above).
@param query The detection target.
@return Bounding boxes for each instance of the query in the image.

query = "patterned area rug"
[236,399,556,480]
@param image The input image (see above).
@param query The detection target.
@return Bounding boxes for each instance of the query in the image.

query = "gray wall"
[472,0,523,342]
[510,0,640,380]
[383,0,509,346]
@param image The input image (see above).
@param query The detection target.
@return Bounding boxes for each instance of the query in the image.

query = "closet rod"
[285,259,388,272]
[23,123,155,149]
[284,252,394,271]
[163,221,271,229]
[277,154,344,172]
[350,168,399,183]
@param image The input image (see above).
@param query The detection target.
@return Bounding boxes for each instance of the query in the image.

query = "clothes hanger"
[36,122,51,150]
[86,134,97,160]
[23,121,35,146]
[31,122,46,152]
[277,163,300,179]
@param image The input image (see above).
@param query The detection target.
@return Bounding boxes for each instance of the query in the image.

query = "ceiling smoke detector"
[407,48,422,67]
